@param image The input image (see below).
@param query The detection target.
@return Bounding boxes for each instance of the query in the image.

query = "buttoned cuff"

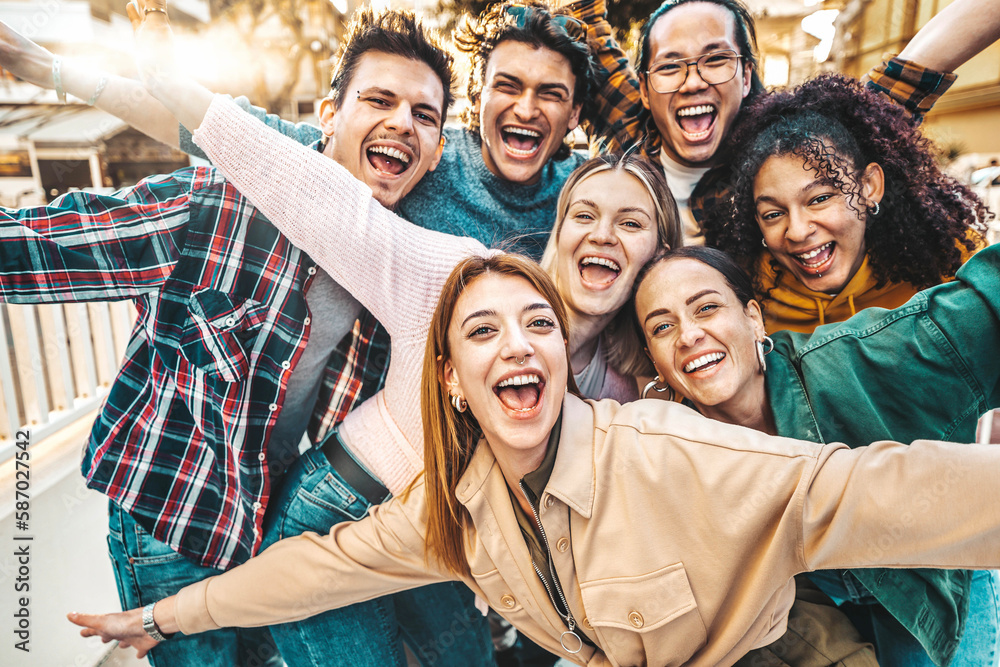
[863,56,957,121]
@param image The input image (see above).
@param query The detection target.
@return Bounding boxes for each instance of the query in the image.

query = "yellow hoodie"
[758,254,921,335]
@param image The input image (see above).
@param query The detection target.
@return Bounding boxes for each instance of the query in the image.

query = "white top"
[193,96,489,494]
[659,151,710,246]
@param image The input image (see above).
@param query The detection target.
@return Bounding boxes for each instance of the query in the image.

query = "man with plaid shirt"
[563,0,976,246]
[0,9,494,667]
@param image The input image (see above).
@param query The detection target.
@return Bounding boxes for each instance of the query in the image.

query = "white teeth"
[504,127,541,137]
[497,373,540,388]
[580,256,621,272]
[677,105,715,117]
[684,352,724,373]
[368,145,411,164]
[794,242,833,267]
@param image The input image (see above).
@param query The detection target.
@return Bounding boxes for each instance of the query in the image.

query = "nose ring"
[515,356,525,365]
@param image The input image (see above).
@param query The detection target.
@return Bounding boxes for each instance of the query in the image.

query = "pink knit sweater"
[193,97,488,494]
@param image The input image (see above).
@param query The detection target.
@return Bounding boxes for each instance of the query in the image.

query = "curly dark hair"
[452,0,595,160]
[702,74,990,294]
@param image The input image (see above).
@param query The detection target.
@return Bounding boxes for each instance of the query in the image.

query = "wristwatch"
[142,602,172,642]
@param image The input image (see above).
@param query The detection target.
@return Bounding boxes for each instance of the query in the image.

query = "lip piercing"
[515,356,525,365]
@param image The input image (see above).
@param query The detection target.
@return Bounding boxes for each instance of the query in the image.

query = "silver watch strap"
[142,602,169,642]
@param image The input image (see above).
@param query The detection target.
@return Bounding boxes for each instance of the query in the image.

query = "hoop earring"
[868,201,880,217]
[755,336,774,374]
[451,393,467,413]
[761,238,767,248]
[641,376,675,401]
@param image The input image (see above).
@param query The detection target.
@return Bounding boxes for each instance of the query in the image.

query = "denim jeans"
[809,569,1000,667]
[107,502,282,667]
[259,445,494,667]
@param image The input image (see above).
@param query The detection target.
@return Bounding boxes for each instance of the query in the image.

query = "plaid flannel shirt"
[569,0,957,230]
[0,164,388,570]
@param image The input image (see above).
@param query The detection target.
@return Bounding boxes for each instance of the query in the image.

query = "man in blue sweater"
[176,1,595,259]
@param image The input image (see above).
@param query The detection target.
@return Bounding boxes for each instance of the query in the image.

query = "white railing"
[0,301,134,462]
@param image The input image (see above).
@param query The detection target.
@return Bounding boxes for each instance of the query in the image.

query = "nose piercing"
[515,356,525,365]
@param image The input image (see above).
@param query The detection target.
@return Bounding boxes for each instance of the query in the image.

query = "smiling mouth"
[501,126,542,157]
[494,373,543,413]
[675,104,717,141]
[684,352,725,373]
[367,145,412,176]
[579,256,621,287]
[791,241,835,274]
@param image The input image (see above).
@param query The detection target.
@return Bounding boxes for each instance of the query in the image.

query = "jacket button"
[582,617,592,629]
[303,316,312,326]
[628,611,643,628]
[308,266,317,275]
[556,538,569,553]
[544,495,555,508]
[268,403,278,411]
[500,594,516,609]
[224,316,236,327]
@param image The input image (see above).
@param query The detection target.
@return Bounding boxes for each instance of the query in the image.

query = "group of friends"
[1,0,1000,665]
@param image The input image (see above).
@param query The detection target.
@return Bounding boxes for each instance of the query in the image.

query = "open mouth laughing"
[675,104,717,141]
[494,372,544,416]
[501,125,543,157]
[366,144,413,176]
[579,256,621,288]
[791,241,835,274]
[683,351,725,374]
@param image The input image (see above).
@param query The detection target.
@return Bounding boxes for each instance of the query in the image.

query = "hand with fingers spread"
[68,596,179,659]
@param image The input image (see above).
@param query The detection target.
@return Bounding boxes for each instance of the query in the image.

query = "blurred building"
[0,0,356,205]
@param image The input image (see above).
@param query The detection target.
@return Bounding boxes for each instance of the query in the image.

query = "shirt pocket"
[579,562,707,666]
[180,288,268,383]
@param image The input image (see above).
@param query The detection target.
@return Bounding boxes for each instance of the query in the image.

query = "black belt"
[320,431,390,506]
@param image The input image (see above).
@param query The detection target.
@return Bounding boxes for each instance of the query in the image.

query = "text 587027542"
[12,428,31,653]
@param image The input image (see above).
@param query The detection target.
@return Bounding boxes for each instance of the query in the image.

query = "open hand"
[125,0,176,90]
[67,608,160,658]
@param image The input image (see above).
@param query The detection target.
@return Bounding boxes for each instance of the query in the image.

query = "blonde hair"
[420,254,577,576]
[539,153,679,377]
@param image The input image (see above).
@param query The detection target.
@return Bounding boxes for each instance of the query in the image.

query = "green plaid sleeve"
[863,56,957,123]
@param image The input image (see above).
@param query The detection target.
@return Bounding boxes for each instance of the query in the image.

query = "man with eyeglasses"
[562,0,966,246]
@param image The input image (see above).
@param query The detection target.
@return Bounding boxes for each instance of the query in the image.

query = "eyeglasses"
[645,50,743,94]
[504,5,587,43]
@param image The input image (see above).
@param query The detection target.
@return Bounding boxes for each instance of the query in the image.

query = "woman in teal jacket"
[632,242,1000,666]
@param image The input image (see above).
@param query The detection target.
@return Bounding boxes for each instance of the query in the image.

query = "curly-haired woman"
[702,74,990,334]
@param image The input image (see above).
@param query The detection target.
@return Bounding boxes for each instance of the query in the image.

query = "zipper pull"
[560,618,583,654]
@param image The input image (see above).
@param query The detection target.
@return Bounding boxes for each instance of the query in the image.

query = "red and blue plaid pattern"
[0,165,388,570]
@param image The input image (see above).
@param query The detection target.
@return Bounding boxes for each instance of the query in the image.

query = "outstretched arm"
[130,0,485,337]
[897,0,1000,72]
[0,21,181,147]
[68,488,449,652]
[864,0,1000,120]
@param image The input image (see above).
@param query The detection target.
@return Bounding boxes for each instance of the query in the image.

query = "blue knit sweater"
[180,98,586,260]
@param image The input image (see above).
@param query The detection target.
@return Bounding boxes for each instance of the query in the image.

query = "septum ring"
[515,356,525,365]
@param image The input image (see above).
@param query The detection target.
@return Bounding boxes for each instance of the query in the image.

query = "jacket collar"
[456,394,596,518]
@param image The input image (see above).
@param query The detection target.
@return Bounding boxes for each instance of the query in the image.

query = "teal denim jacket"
[765,243,1000,665]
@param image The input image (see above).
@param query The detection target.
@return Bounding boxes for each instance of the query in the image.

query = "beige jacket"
[174,396,1000,666]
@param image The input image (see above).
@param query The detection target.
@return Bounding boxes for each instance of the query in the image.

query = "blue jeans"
[259,445,494,667]
[107,502,282,667]
[809,570,1000,667]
